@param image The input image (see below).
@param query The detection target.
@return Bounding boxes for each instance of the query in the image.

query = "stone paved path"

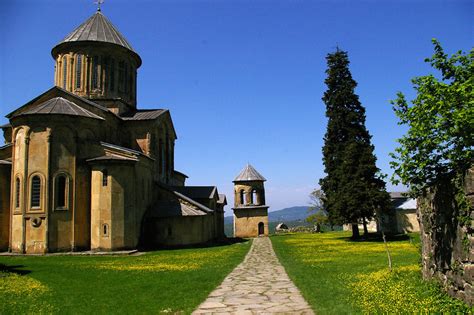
[193,237,314,314]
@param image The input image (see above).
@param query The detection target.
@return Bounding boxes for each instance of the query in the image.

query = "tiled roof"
[173,186,217,200]
[13,97,104,120]
[234,164,266,182]
[86,155,138,163]
[121,109,166,121]
[52,11,141,65]
[218,194,227,204]
[150,199,208,218]
[390,192,408,199]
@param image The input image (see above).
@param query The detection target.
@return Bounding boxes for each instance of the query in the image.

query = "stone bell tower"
[232,164,269,238]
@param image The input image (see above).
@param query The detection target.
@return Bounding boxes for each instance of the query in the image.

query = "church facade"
[0,9,226,254]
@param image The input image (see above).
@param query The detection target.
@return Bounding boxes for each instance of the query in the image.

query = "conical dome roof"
[51,10,141,66]
[234,164,266,182]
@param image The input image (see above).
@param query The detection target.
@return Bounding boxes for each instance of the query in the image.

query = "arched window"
[159,139,164,176]
[118,61,125,92]
[102,169,108,187]
[110,59,115,91]
[124,63,129,93]
[15,177,21,208]
[62,56,68,89]
[92,56,99,89]
[102,223,109,237]
[31,175,41,208]
[239,190,245,205]
[252,190,258,205]
[75,55,82,89]
[55,174,68,209]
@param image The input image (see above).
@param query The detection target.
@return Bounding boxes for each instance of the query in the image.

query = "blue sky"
[0,0,472,213]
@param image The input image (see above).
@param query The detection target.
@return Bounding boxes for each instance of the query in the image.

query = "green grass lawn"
[0,241,250,314]
[271,231,472,314]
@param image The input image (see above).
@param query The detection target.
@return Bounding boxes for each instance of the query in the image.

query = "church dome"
[51,9,141,110]
[51,10,141,66]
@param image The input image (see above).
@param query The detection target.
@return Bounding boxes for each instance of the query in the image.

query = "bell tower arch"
[232,164,269,237]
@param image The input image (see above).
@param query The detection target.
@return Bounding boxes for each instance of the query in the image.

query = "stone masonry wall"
[418,169,473,306]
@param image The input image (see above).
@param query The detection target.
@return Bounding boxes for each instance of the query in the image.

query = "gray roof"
[390,192,408,199]
[121,109,166,121]
[173,186,217,200]
[0,123,11,128]
[218,194,227,205]
[52,11,141,66]
[86,155,138,163]
[0,160,12,165]
[100,142,143,156]
[234,164,266,182]
[150,199,208,218]
[14,97,104,120]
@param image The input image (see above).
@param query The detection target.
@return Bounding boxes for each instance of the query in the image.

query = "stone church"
[0,9,226,254]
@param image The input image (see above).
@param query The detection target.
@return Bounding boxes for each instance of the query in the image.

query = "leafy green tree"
[391,40,473,196]
[320,48,391,239]
[306,189,328,232]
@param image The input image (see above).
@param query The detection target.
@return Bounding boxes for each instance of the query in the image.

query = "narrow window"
[124,63,129,93]
[159,139,164,176]
[167,226,172,237]
[102,169,108,187]
[252,190,258,205]
[75,55,82,89]
[110,59,115,91]
[15,178,20,208]
[165,135,170,182]
[92,56,99,89]
[239,190,245,205]
[128,66,133,94]
[56,175,67,208]
[103,56,109,91]
[31,176,41,208]
[118,61,125,92]
[102,224,109,237]
[62,56,68,89]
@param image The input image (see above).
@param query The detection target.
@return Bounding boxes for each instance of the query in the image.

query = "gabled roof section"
[218,194,227,205]
[150,199,208,218]
[13,97,104,120]
[6,86,110,120]
[390,192,417,210]
[174,191,214,214]
[52,11,141,66]
[86,155,138,163]
[234,164,266,182]
[122,109,177,140]
[173,186,218,200]
[121,109,166,121]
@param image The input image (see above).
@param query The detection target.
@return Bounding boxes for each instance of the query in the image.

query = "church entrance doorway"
[258,222,264,235]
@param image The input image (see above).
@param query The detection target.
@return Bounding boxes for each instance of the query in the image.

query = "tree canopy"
[390,39,473,197]
[319,49,390,239]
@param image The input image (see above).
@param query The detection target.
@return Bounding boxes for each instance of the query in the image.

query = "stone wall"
[418,169,473,306]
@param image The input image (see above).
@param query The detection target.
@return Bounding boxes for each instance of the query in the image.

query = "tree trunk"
[363,219,369,236]
[351,223,360,239]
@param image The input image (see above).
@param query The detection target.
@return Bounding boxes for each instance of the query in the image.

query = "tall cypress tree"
[319,49,390,239]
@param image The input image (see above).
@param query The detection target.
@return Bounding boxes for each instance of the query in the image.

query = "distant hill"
[268,206,311,222]
[224,206,312,225]
[224,206,317,237]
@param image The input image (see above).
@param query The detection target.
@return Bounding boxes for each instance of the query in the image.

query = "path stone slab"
[193,237,314,314]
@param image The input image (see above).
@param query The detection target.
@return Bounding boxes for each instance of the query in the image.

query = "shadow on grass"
[139,237,249,252]
[336,233,410,243]
[0,263,31,275]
